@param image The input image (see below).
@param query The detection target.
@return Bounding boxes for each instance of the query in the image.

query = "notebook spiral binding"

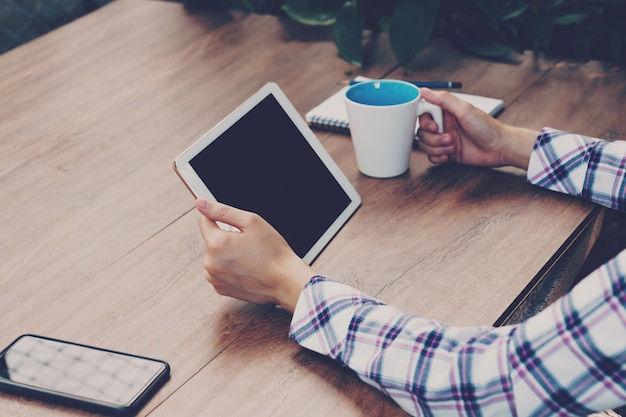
[307,116,351,135]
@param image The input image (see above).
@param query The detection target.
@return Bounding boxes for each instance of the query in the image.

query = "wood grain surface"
[1,0,624,415]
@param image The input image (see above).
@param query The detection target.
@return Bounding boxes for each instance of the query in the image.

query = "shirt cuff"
[288,275,383,359]
[527,127,595,196]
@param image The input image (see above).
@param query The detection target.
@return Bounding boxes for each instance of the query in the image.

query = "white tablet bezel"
[173,82,361,264]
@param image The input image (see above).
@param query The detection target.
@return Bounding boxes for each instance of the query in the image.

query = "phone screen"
[0,334,169,414]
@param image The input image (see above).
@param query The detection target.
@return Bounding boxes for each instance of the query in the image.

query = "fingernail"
[197,199,209,211]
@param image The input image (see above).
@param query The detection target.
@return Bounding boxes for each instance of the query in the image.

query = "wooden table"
[1,1,625,415]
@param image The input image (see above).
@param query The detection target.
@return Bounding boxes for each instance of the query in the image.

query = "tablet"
[173,82,361,264]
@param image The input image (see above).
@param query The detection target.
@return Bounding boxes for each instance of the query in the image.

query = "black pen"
[349,79,462,89]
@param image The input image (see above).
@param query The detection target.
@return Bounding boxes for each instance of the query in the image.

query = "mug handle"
[416,100,443,133]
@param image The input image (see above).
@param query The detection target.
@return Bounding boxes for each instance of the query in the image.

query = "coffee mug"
[344,80,443,178]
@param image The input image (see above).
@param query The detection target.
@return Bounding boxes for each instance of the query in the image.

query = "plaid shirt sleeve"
[527,128,626,211]
[290,257,626,416]
[288,128,626,415]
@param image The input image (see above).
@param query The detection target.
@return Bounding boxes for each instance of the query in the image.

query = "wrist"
[500,125,537,170]
[274,257,315,313]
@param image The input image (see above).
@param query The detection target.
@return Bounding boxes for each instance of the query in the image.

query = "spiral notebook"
[305,77,504,135]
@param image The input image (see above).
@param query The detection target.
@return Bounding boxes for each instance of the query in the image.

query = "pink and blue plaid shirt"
[289,128,626,416]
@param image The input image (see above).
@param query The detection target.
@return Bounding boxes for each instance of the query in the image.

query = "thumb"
[196,199,247,230]
[420,88,468,118]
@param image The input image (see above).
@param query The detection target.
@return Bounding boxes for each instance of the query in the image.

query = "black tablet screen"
[189,94,352,258]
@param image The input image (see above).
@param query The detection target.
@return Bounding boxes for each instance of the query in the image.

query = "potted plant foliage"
[180,0,626,66]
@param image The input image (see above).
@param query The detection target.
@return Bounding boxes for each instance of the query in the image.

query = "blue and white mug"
[345,80,443,178]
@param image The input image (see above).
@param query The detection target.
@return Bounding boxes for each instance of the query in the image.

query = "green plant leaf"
[241,0,254,11]
[551,12,591,25]
[528,12,552,51]
[333,0,366,66]
[378,14,391,33]
[604,6,624,62]
[539,0,565,12]
[466,0,498,28]
[550,4,601,26]
[465,40,517,57]
[282,0,345,25]
[389,0,439,65]
[501,0,530,20]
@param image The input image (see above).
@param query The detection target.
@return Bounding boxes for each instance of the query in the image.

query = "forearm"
[288,260,626,416]
[289,276,517,416]
[509,251,626,415]
[527,128,626,212]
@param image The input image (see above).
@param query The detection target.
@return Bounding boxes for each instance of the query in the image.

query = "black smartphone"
[0,334,170,416]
